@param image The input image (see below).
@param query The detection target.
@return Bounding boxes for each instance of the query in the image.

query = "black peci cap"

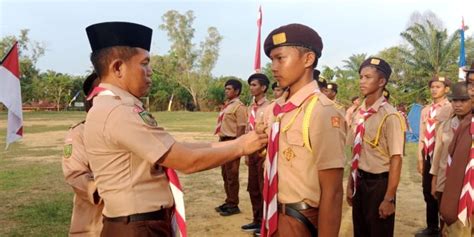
[83,72,98,96]
[86,22,152,52]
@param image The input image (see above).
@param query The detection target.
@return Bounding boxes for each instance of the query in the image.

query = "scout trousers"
[101,209,172,237]
[274,207,319,237]
[422,157,439,230]
[247,152,264,224]
[352,173,394,237]
[220,136,240,207]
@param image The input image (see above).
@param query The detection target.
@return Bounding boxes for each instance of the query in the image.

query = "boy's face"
[359,66,385,97]
[122,48,152,98]
[225,85,239,100]
[249,80,266,97]
[273,87,284,99]
[467,73,474,106]
[429,81,449,100]
[269,46,308,88]
[452,99,471,117]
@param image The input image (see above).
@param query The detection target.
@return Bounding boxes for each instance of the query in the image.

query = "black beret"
[264,23,323,58]
[359,57,392,80]
[327,83,338,92]
[248,73,270,86]
[428,75,451,87]
[86,22,152,52]
[313,69,327,88]
[83,72,98,95]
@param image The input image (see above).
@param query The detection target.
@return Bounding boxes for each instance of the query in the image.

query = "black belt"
[278,202,318,237]
[104,209,170,223]
[358,170,389,180]
[219,136,236,141]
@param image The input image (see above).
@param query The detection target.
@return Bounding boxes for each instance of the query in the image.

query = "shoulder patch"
[63,144,72,159]
[331,116,341,128]
[139,111,158,127]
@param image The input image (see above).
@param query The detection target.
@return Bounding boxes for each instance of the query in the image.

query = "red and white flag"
[254,6,262,72]
[0,42,23,148]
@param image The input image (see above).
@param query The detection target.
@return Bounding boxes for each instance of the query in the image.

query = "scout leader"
[83,22,267,237]
[62,72,103,236]
[241,73,271,234]
[417,76,453,236]
[214,79,248,217]
[430,82,471,235]
[260,23,346,237]
[346,57,405,237]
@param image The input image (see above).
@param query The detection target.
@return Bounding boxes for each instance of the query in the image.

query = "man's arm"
[417,108,426,174]
[379,155,402,218]
[318,168,343,237]
[160,131,267,174]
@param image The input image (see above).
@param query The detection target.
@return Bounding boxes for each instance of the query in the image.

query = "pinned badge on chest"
[283,147,296,161]
[63,144,72,158]
[139,111,158,127]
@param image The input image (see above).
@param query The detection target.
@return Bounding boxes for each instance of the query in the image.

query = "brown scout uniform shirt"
[429,116,459,192]
[84,83,175,218]
[263,81,346,208]
[62,122,104,236]
[218,97,247,138]
[440,113,472,225]
[418,98,453,161]
[247,96,271,132]
[347,96,405,174]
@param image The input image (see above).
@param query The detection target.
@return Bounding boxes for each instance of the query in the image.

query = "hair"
[272,82,279,90]
[90,46,139,77]
[249,77,270,93]
[351,96,359,103]
[225,79,243,96]
[292,46,318,68]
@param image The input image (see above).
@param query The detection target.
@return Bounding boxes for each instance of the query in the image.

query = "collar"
[432,97,450,107]
[99,83,143,107]
[278,81,318,107]
[361,95,386,112]
[252,96,268,106]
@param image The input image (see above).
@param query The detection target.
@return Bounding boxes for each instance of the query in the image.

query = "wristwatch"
[384,197,395,204]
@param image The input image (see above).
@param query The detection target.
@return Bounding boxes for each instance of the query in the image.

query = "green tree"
[320,65,336,81]
[159,10,223,111]
[38,71,74,111]
[340,53,367,80]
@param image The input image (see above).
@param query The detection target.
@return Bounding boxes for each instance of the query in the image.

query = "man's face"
[452,99,471,116]
[429,81,449,100]
[467,73,474,105]
[354,98,361,106]
[273,87,284,99]
[270,46,308,88]
[249,80,266,97]
[325,89,336,100]
[359,66,385,96]
[225,85,239,100]
[123,48,152,98]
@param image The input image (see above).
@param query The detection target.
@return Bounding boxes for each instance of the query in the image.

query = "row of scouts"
[59,20,474,237]
[415,64,474,237]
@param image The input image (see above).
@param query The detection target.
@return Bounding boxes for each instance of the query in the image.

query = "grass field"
[0,111,426,236]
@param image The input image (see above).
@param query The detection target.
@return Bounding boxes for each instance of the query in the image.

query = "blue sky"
[1,0,473,79]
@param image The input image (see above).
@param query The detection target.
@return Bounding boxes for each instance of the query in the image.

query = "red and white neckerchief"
[350,99,386,196]
[86,86,113,100]
[164,167,187,237]
[261,101,298,237]
[214,101,231,135]
[446,117,460,173]
[457,116,474,226]
[424,103,441,161]
[248,97,266,131]
[261,90,318,237]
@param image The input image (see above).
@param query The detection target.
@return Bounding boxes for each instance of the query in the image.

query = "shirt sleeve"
[384,113,404,158]
[430,121,446,175]
[236,104,248,127]
[106,106,176,165]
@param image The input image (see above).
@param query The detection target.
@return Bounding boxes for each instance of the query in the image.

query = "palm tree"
[341,53,367,80]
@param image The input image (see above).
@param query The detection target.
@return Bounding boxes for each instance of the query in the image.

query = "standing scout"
[272,82,284,100]
[346,57,405,237]
[62,72,103,236]
[241,73,271,234]
[261,23,346,237]
[84,22,267,237]
[214,79,248,216]
[417,76,453,236]
[431,82,471,235]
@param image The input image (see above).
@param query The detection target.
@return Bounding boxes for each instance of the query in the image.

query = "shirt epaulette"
[70,120,85,130]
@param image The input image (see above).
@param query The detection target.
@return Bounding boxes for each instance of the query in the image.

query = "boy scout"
[84,22,267,237]
[271,82,284,100]
[417,76,453,236]
[62,72,103,236]
[431,82,471,235]
[325,83,338,101]
[241,73,271,233]
[261,23,346,237]
[214,79,247,216]
[346,57,404,237]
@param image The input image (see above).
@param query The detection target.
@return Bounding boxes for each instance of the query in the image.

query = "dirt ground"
[0,114,427,237]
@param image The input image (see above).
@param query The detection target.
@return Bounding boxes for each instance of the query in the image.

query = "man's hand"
[417,160,423,175]
[346,181,353,206]
[431,176,437,199]
[239,131,268,156]
[378,199,395,219]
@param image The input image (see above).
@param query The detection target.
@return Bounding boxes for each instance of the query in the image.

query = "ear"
[303,52,316,68]
[378,78,387,88]
[110,59,124,78]
[444,86,450,94]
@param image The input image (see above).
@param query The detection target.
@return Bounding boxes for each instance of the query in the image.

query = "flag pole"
[254,6,262,73]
